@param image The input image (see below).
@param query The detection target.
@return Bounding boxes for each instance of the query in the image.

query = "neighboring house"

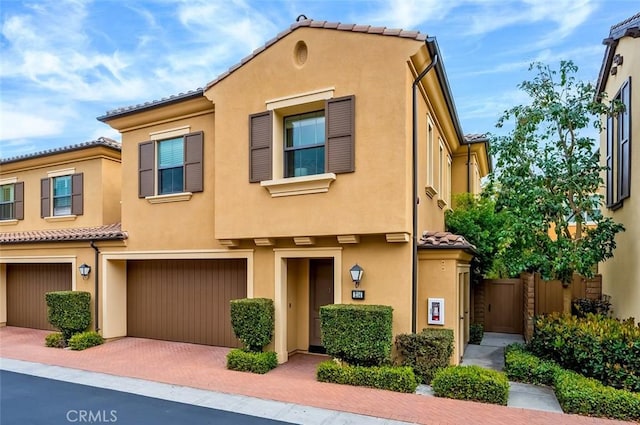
[597,12,639,322]
[0,139,125,331]
[2,19,489,364]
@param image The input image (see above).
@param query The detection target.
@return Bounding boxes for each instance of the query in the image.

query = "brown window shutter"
[40,178,50,218]
[71,173,84,215]
[139,141,155,198]
[606,114,614,206]
[249,111,273,182]
[619,77,631,201]
[326,95,355,174]
[14,182,24,220]
[184,131,204,193]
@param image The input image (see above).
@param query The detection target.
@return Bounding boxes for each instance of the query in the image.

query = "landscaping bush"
[469,323,484,345]
[320,304,393,367]
[226,349,278,374]
[571,297,611,318]
[554,369,640,421]
[504,343,561,386]
[68,331,104,350]
[45,291,91,341]
[316,360,417,393]
[230,298,274,352]
[45,332,66,348]
[528,313,640,391]
[431,365,509,405]
[395,328,454,384]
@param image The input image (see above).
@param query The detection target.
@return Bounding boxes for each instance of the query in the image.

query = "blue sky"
[1,0,638,159]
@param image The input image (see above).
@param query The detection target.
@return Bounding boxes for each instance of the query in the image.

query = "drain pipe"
[90,241,100,331]
[412,41,438,333]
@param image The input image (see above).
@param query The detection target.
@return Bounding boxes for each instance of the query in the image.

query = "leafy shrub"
[504,343,561,386]
[529,313,640,391]
[226,349,278,374]
[554,369,640,421]
[68,331,104,350]
[320,304,393,367]
[45,291,91,341]
[571,297,611,318]
[395,328,453,383]
[469,323,484,344]
[230,298,274,352]
[45,332,65,348]
[316,360,417,393]
[431,365,509,405]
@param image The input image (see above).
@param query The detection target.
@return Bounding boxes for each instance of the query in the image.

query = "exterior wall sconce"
[349,264,364,287]
[79,263,91,280]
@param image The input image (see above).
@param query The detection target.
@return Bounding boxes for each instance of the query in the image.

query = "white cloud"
[359,0,458,29]
[0,102,67,140]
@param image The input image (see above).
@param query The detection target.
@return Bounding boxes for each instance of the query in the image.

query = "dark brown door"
[7,263,72,330]
[309,259,334,351]
[127,259,247,347]
[484,279,523,334]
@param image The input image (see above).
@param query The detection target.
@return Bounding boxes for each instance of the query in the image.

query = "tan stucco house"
[0,139,125,331]
[1,19,489,364]
[597,12,640,322]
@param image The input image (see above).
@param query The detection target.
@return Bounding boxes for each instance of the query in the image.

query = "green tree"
[489,61,624,307]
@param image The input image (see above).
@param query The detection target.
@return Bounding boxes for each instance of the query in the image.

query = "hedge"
[320,304,393,367]
[45,332,66,348]
[431,365,509,405]
[528,313,640,391]
[505,343,640,421]
[316,360,417,393]
[68,331,104,350]
[45,291,91,341]
[395,328,453,384]
[230,298,274,352]
[227,349,278,374]
[469,323,484,345]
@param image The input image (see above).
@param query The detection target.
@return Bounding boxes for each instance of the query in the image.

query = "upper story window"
[0,182,24,221]
[284,111,325,178]
[41,172,83,217]
[249,94,355,184]
[606,76,632,209]
[138,131,204,199]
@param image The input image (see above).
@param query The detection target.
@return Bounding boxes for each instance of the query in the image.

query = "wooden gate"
[483,278,523,334]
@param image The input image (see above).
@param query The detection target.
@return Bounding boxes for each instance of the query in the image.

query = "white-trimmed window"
[0,181,24,221]
[41,172,83,218]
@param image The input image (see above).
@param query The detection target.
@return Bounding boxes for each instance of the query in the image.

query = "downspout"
[467,143,471,193]
[412,42,438,333]
[90,241,100,331]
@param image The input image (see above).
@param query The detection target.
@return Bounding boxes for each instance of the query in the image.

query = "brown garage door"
[127,259,247,347]
[7,263,72,330]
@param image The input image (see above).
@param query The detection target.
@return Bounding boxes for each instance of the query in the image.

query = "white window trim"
[425,114,436,197]
[150,125,190,140]
[44,215,77,222]
[261,173,336,198]
[48,168,75,178]
[145,192,193,204]
[151,129,191,197]
[0,177,17,185]
[266,88,334,111]
[0,219,18,225]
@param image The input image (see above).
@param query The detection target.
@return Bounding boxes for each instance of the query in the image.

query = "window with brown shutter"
[606,76,632,209]
[326,95,355,174]
[71,173,84,215]
[249,111,273,182]
[138,141,155,198]
[184,131,204,192]
[40,178,50,218]
[14,182,24,220]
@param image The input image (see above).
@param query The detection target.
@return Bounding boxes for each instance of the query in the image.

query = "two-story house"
[597,12,639,322]
[0,139,125,331]
[96,19,489,363]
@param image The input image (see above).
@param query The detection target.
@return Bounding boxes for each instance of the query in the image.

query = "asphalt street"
[0,370,295,425]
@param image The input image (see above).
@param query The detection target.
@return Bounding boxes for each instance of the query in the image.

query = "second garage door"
[127,259,247,347]
[7,263,72,330]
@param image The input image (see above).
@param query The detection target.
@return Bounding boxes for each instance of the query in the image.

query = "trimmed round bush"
[68,331,104,350]
[395,328,454,384]
[45,291,91,341]
[226,349,278,374]
[432,365,509,405]
[45,332,66,348]
[230,298,274,352]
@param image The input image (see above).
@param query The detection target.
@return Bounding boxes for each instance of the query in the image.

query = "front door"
[309,259,334,352]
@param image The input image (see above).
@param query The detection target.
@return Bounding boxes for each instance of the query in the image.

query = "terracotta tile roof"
[0,223,127,244]
[418,231,476,252]
[1,137,121,164]
[97,88,204,122]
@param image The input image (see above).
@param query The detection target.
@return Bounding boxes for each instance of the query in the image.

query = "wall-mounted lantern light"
[349,264,364,287]
[79,263,91,280]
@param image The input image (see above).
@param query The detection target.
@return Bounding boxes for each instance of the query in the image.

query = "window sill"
[44,215,77,223]
[145,192,193,204]
[425,185,437,198]
[261,173,336,197]
[0,219,18,226]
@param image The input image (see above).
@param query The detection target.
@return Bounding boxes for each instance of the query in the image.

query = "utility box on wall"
[427,298,445,325]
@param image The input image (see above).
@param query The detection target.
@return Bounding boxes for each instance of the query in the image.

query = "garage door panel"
[7,263,72,330]
[127,259,247,347]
